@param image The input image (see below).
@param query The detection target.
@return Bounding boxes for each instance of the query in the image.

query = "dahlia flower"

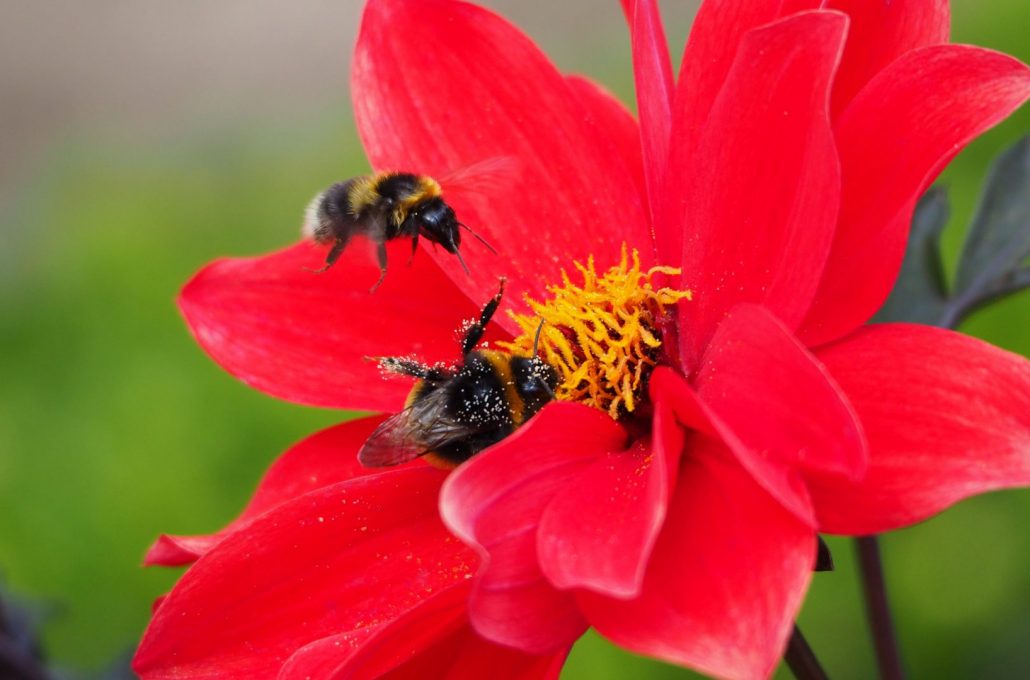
[135,0,1030,678]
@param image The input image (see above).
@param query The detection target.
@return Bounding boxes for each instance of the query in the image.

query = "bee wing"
[437,156,520,197]
[358,388,478,467]
[357,410,429,467]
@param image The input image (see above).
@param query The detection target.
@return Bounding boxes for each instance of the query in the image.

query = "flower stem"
[856,536,905,680]
[785,625,829,680]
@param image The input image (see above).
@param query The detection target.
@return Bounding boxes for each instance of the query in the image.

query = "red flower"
[136,418,568,678]
[135,1,1030,678]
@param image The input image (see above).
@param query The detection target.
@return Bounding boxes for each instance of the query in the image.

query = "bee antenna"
[454,249,471,276]
[532,319,545,357]
[530,319,556,400]
[459,222,498,255]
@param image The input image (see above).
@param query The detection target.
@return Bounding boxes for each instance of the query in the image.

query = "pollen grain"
[499,245,691,419]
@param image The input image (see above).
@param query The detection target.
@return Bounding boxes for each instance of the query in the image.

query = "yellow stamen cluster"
[499,245,691,419]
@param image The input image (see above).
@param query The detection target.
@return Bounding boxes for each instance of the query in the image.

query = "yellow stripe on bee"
[392,175,442,226]
[417,175,443,198]
[421,452,460,470]
[347,176,380,216]
[479,350,525,426]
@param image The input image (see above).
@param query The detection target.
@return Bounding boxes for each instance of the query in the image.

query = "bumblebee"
[303,171,495,291]
[359,279,558,468]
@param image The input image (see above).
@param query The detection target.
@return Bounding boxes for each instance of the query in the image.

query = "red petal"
[579,439,815,679]
[467,575,585,657]
[827,0,950,118]
[696,305,867,481]
[417,632,567,680]
[565,75,646,220]
[648,366,713,436]
[281,586,467,679]
[623,0,675,223]
[659,0,822,260]
[536,410,682,598]
[379,630,567,680]
[781,0,828,12]
[674,12,846,370]
[144,534,220,568]
[651,366,816,527]
[277,629,382,680]
[671,0,803,163]
[801,46,1030,347]
[336,584,569,680]
[334,586,466,679]
[179,242,488,411]
[144,416,392,566]
[440,403,627,653]
[354,0,651,307]
[133,467,474,680]
[809,324,1030,535]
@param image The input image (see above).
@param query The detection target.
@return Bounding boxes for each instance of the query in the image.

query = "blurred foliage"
[0,1,1028,677]
[0,114,352,669]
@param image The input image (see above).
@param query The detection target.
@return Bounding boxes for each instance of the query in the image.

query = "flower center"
[499,245,691,419]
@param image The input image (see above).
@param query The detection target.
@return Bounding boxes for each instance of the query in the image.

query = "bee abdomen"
[302,179,363,243]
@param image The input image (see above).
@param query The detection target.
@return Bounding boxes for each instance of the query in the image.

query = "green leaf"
[878,136,1030,329]
[873,187,950,325]
[955,135,1030,294]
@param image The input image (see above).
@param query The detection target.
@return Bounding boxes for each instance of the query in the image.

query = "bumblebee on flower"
[136,1,1030,679]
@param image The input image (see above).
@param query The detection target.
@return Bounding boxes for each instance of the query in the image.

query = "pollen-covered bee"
[303,169,497,291]
[359,279,558,468]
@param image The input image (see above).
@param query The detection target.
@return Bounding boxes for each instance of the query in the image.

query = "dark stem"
[856,536,905,680]
[785,625,829,680]
[936,266,1030,329]
[866,259,981,680]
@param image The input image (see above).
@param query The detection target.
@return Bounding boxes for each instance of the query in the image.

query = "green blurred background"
[0,1,1027,677]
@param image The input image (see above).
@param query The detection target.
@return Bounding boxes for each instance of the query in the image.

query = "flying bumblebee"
[303,168,497,291]
[359,279,558,468]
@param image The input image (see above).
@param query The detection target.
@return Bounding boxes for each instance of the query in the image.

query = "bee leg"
[460,277,506,356]
[407,233,419,266]
[379,356,434,379]
[306,236,349,273]
[369,241,389,293]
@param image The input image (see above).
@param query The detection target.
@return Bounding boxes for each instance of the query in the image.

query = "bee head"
[511,356,559,417]
[415,197,461,253]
